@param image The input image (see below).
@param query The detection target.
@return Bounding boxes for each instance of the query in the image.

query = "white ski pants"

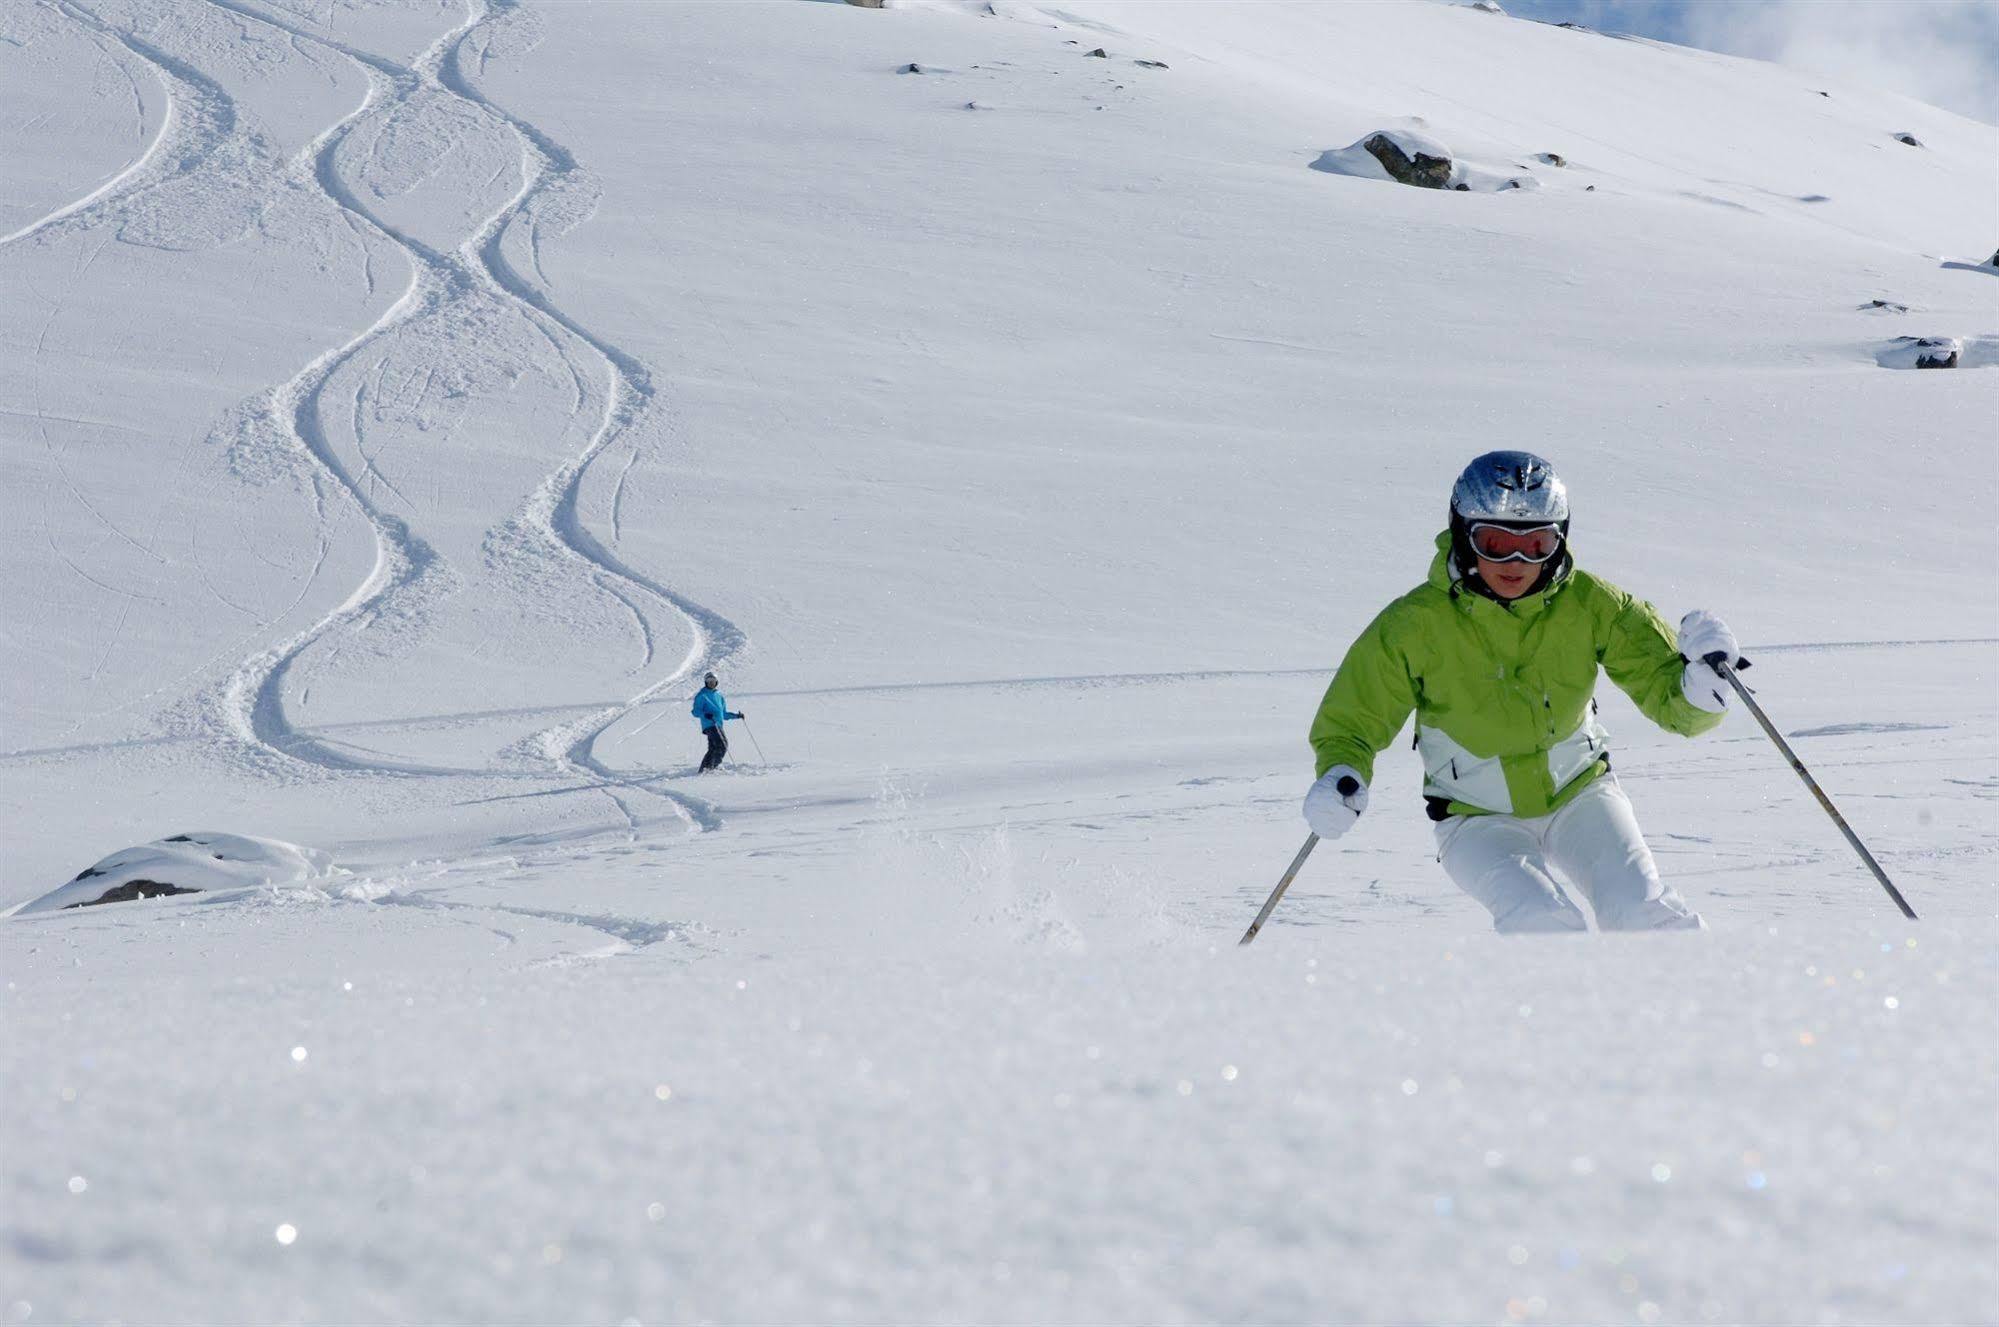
[1433,776,1704,933]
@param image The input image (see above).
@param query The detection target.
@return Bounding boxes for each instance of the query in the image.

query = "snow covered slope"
[2,1,1995,1322]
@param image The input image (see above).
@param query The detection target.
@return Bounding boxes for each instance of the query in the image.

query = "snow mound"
[10,833,335,916]
[1312,127,1537,192]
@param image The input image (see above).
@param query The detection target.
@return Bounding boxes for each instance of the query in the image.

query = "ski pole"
[740,717,768,765]
[1239,833,1319,946]
[1709,654,1918,920]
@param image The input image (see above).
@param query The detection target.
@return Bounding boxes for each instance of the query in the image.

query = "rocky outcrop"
[65,880,201,908]
[1314,128,1538,193]
[1879,336,1962,370]
[1364,133,1453,188]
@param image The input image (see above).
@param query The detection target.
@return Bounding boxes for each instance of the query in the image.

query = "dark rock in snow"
[1585,185,1596,191]
[1861,299,1909,313]
[65,879,202,909]
[1086,47,1108,58]
[1535,152,1566,167]
[1135,59,1169,69]
[846,0,885,7]
[1313,127,1544,192]
[1880,336,1961,369]
[1894,133,1922,147]
[1364,133,1454,188]
[899,63,923,74]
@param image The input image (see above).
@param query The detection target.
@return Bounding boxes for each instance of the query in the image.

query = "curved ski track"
[210,0,740,834]
[0,1,202,248]
[25,0,742,838]
[3,2,350,749]
[435,0,741,831]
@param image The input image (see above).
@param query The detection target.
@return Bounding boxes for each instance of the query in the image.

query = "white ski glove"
[1303,766,1369,839]
[1678,610,1743,713]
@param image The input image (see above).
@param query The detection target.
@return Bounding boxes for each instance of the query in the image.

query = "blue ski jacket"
[691,689,740,732]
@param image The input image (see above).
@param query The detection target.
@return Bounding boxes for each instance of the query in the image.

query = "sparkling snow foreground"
[2,1,1995,1323]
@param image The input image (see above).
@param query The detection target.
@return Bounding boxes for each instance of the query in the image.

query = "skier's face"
[1476,555,1540,600]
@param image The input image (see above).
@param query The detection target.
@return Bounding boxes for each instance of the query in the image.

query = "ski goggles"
[1467,522,1564,564]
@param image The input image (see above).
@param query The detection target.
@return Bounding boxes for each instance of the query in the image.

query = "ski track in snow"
[30,0,748,838]
[432,0,742,833]
[0,1,177,247]
[197,0,478,781]
[2,0,279,255]
[353,884,709,963]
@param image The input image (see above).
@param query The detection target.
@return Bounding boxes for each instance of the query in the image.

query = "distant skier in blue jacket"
[691,672,742,773]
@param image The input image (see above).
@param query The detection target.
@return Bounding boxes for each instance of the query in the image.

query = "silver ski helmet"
[1448,450,1569,572]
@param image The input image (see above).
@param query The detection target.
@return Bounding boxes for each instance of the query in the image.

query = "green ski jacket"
[1309,533,1723,818]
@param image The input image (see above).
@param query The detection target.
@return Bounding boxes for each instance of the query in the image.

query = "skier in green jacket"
[1304,451,1742,932]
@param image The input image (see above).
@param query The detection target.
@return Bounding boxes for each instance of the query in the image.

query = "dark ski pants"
[700,726,728,772]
